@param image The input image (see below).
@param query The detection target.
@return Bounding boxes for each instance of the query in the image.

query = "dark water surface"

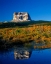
[0,46,51,64]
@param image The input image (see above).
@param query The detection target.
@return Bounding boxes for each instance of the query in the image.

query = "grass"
[0,20,51,49]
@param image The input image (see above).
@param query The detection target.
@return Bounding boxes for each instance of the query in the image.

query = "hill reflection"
[0,41,51,60]
[0,45,33,60]
[14,47,32,60]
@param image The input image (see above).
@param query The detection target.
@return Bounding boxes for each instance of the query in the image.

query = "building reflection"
[14,47,32,60]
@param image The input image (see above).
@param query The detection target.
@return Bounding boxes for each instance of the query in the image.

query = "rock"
[13,12,31,22]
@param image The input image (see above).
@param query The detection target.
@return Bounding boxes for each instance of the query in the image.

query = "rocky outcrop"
[13,12,31,22]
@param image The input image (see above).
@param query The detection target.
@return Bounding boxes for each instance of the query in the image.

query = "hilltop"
[12,12,31,22]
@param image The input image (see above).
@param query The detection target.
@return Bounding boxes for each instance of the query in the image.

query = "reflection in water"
[14,47,32,60]
[0,44,51,64]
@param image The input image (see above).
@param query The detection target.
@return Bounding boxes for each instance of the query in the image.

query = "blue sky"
[0,0,51,21]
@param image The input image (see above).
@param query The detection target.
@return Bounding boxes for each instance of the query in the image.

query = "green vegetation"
[0,20,51,28]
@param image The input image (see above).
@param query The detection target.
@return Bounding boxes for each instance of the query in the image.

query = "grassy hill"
[0,20,51,28]
[0,20,51,49]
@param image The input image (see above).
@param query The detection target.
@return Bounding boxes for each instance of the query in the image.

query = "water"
[0,46,51,64]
